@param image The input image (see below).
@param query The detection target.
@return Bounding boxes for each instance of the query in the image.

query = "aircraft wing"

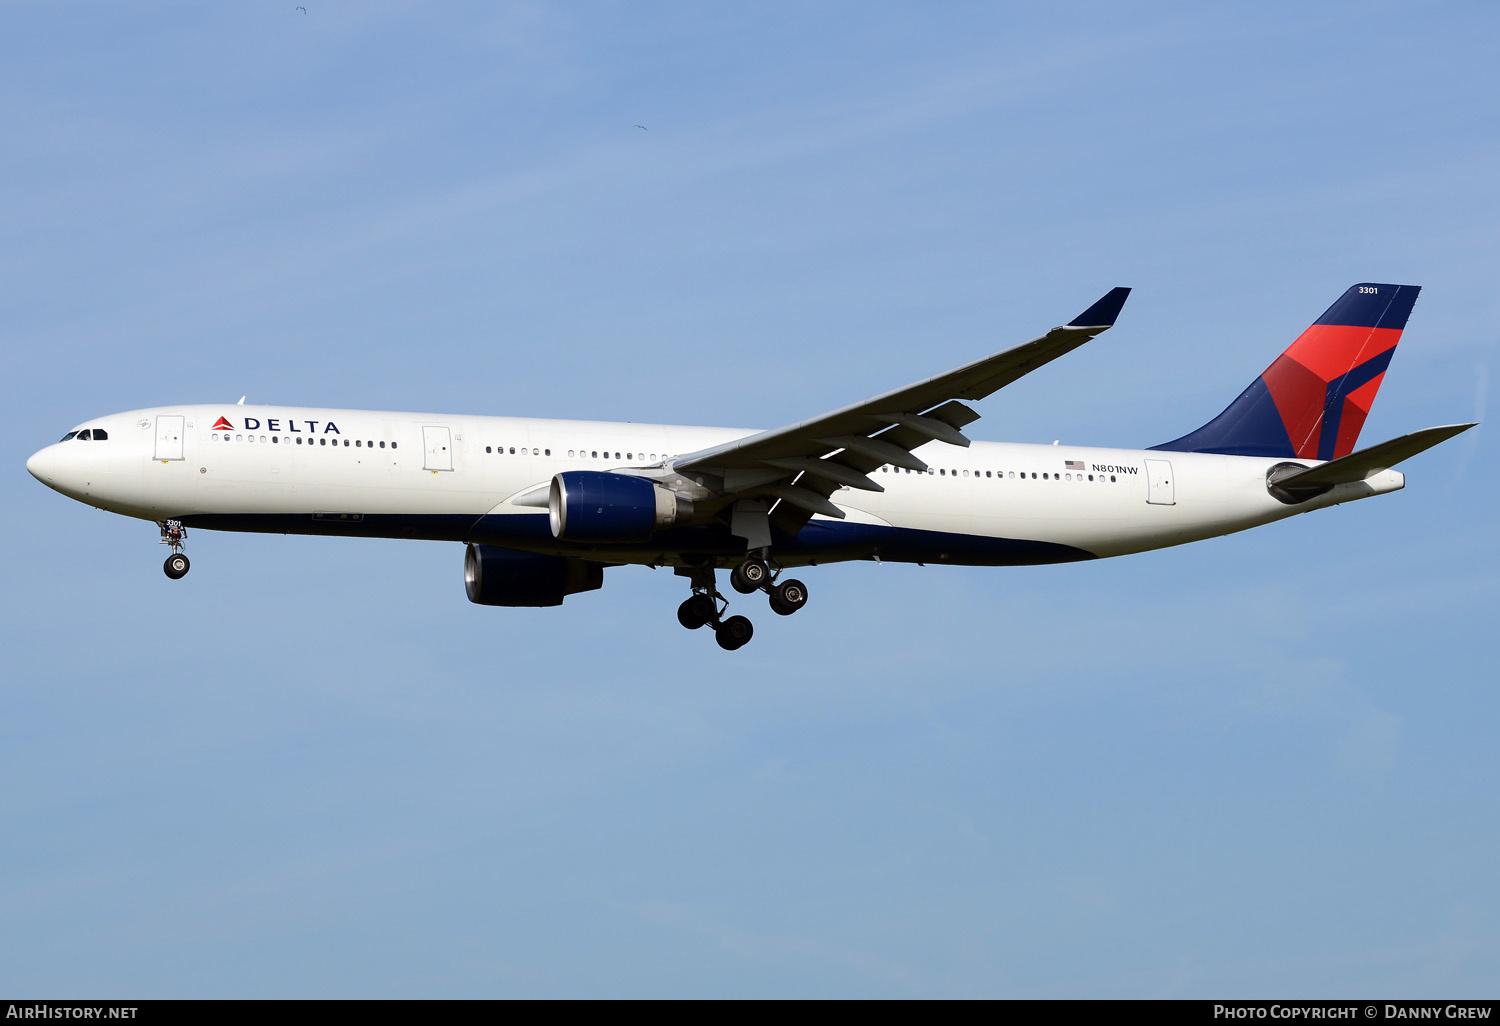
[672,287,1130,532]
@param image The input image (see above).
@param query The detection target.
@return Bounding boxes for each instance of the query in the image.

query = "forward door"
[154,415,185,461]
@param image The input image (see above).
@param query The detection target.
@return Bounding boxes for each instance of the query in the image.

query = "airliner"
[26,283,1472,650]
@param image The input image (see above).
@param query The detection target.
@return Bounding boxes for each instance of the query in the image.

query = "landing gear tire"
[677,594,716,630]
[164,553,191,580]
[715,614,754,650]
[730,557,770,594]
[769,578,807,616]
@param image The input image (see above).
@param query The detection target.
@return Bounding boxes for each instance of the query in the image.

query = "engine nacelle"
[548,470,682,543]
[464,544,604,607]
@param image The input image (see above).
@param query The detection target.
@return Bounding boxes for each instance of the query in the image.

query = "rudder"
[1152,283,1420,460]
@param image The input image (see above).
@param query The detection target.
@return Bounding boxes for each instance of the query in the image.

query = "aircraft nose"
[26,446,55,485]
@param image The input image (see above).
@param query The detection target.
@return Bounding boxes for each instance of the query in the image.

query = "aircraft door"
[1145,458,1175,505]
[154,415,185,461]
[423,425,453,471]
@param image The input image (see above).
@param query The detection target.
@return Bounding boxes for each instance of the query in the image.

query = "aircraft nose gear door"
[154,415,185,461]
[422,426,453,471]
[1145,458,1175,505]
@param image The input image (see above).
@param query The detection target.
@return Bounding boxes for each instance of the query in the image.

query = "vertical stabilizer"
[1152,283,1419,459]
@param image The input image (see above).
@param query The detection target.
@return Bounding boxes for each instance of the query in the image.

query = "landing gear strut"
[675,565,754,650]
[159,520,190,580]
[675,554,812,649]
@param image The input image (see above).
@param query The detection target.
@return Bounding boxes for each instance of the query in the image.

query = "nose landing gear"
[159,520,190,579]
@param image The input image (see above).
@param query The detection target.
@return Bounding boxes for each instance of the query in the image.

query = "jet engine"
[464,544,604,607]
[547,470,684,543]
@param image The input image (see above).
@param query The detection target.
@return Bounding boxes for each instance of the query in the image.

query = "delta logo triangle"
[212,417,233,431]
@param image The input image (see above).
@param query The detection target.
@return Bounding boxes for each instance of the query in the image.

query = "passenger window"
[391,442,397,449]
[545,449,551,456]
[509,447,515,454]
[272,436,279,444]
[380,441,386,448]
[486,446,492,453]
[296,437,303,444]
[592,451,598,458]
[319,438,326,446]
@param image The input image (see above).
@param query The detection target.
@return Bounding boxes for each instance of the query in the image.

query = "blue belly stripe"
[179,511,1096,567]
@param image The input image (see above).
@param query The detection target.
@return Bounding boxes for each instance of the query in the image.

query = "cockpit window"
[60,431,78,441]
[92,428,107,440]
[76,429,92,440]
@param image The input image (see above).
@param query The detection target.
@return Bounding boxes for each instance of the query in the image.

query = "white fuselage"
[26,403,1404,568]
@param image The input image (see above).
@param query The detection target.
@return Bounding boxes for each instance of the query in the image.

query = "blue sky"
[2,1,1497,997]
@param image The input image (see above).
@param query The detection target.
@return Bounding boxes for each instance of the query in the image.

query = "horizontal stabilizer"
[1268,423,1475,502]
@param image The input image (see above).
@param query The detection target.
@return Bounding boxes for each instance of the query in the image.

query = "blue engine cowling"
[464,544,604,607]
[548,470,679,543]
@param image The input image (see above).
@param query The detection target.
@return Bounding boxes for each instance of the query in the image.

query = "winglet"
[1067,287,1131,328]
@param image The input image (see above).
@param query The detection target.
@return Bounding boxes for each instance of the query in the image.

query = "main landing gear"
[160,519,190,580]
[677,555,809,650]
[676,574,752,651]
